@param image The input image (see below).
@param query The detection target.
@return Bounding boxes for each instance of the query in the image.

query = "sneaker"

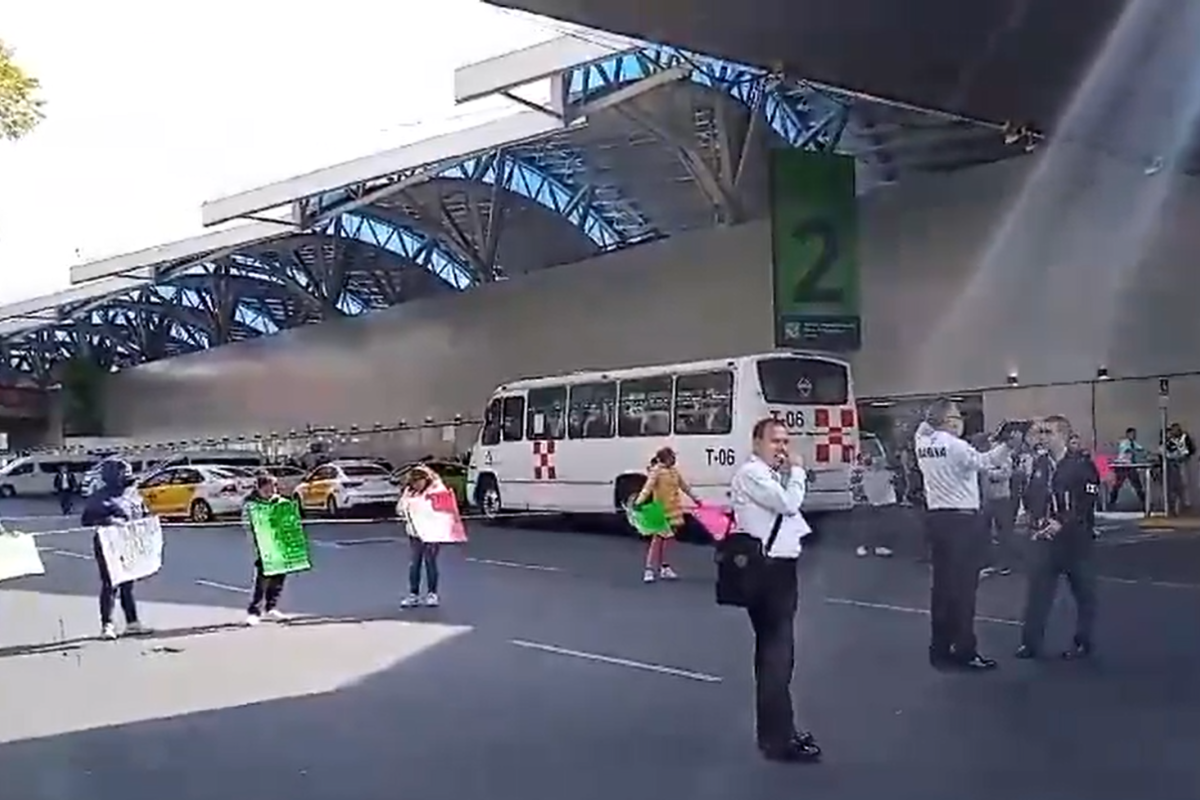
[423,593,440,607]
[264,609,285,621]
[979,566,998,578]
[643,569,657,583]
[100,623,118,640]
[244,614,261,627]
[399,594,421,608]
[124,621,151,636]
[873,547,894,557]
[658,565,679,580]
[855,545,869,557]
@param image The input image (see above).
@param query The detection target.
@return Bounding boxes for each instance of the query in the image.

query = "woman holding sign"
[81,459,151,640]
[632,447,700,584]
[397,466,465,608]
[242,473,290,626]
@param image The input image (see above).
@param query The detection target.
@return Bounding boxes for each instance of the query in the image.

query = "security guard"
[915,398,1017,671]
[1017,416,1100,660]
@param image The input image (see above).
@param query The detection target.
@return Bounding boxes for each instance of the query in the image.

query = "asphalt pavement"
[2,498,1200,800]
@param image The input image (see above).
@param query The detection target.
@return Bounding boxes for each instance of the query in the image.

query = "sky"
[0,0,561,305]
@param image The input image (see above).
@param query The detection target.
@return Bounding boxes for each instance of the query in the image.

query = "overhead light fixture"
[1096,366,1111,380]
[1006,371,1019,386]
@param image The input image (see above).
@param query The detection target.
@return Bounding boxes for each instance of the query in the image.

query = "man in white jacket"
[915,398,1016,672]
[730,417,820,764]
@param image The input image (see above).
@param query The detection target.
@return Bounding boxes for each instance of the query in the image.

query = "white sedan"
[137,464,256,522]
[293,461,400,516]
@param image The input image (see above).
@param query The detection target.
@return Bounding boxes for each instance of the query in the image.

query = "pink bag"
[691,502,734,541]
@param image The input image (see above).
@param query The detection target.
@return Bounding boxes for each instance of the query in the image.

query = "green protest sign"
[249,499,312,576]
[626,500,671,537]
[770,150,861,351]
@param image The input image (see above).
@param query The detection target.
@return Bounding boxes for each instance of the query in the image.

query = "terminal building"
[1,28,1197,463]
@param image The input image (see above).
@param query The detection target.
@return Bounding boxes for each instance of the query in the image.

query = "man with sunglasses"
[915,398,1018,671]
[1016,417,1101,660]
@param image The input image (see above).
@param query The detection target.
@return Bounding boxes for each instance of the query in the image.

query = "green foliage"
[0,39,44,141]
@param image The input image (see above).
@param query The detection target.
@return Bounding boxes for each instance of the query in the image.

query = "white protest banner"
[97,516,163,584]
[405,487,468,544]
[0,531,45,582]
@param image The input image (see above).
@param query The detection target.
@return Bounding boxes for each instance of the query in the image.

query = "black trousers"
[925,509,987,660]
[1020,537,1097,651]
[1109,468,1145,507]
[745,557,800,748]
[57,490,74,515]
[93,535,138,626]
[248,558,286,615]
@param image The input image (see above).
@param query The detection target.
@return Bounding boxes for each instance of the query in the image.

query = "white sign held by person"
[0,531,45,582]
[97,517,164,584]
[405,488,468,544]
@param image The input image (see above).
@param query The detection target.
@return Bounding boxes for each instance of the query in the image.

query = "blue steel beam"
[2,214,461,377]
[566,46,851,152]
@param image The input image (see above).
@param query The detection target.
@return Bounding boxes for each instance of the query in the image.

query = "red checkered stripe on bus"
[533,440,557,480]
[813,407,857,464]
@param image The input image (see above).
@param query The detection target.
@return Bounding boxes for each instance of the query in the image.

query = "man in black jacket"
[1016,417,1101,660]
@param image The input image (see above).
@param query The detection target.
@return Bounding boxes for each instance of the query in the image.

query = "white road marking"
[1098,576,1200,591]
[48,549,90,560]
[510,639,723,683]
[824,597,1020,627]
[308,540,344,550]
[333,537,400,546]
[194,579,248,593]
[467,557,561,572]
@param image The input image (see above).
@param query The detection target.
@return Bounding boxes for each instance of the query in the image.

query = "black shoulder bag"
[714,515,783,608]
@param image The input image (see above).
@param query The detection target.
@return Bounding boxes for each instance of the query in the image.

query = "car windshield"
[206,467,246,480]
[341,464,389,477]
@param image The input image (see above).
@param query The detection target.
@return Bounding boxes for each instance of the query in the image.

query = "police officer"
[1016,416,1100,660]
[915,398,1017,671]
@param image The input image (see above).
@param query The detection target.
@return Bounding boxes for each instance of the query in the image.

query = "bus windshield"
[757,357,849,405]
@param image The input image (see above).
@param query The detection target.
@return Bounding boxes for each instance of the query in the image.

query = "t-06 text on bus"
[466,352,859,522]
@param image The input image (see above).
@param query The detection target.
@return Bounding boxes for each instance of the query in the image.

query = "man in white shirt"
[915,398,1016,672]
[729,417,819,764]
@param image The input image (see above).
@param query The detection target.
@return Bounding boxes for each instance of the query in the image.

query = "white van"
[0,454,102,497]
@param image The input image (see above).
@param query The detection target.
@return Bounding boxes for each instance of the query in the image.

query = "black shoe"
[1061,642,1093,660]
[761,736,821,763]
[1014,645,1039,659]
[954,654,998,671]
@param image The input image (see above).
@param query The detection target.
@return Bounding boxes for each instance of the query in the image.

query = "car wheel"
[477,477,501,521]
[0,484,14,498]
[189,499,214,523]
[293,494,307,518]
[326,495,340,518]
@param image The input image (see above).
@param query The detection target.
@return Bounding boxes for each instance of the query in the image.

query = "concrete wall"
[105,155,1200,453]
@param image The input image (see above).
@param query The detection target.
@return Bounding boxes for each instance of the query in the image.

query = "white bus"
[466,351,860,522]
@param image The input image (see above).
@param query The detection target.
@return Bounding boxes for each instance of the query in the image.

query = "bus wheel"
[614,475,646,534]
[189,499,214,523]
[0,484,14,498]
[477,476,501,520]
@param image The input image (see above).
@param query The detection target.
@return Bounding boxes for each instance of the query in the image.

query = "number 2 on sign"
[790,218,843,305]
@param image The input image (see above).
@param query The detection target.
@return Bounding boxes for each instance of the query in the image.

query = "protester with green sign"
[242,473,310,625]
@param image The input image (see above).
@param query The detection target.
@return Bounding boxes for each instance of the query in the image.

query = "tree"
[0,39,44,140]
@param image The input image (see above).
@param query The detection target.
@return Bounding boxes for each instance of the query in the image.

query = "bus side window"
[674,370,734,435]
[568,381,616,439]
[526,386,567,440]
[501,396,526,442]
[481,399,503,446]
[618,376,673,438]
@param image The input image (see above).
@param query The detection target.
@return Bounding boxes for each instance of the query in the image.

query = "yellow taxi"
[137,464,255,522]
[292,460,400,517]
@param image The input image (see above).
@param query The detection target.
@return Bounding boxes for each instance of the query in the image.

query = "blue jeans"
[408,538,440,595]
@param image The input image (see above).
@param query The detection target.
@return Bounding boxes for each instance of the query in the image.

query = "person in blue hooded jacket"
[81,459,150,640]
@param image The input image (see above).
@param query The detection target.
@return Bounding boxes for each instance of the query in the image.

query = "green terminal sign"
[769,150,861,351]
